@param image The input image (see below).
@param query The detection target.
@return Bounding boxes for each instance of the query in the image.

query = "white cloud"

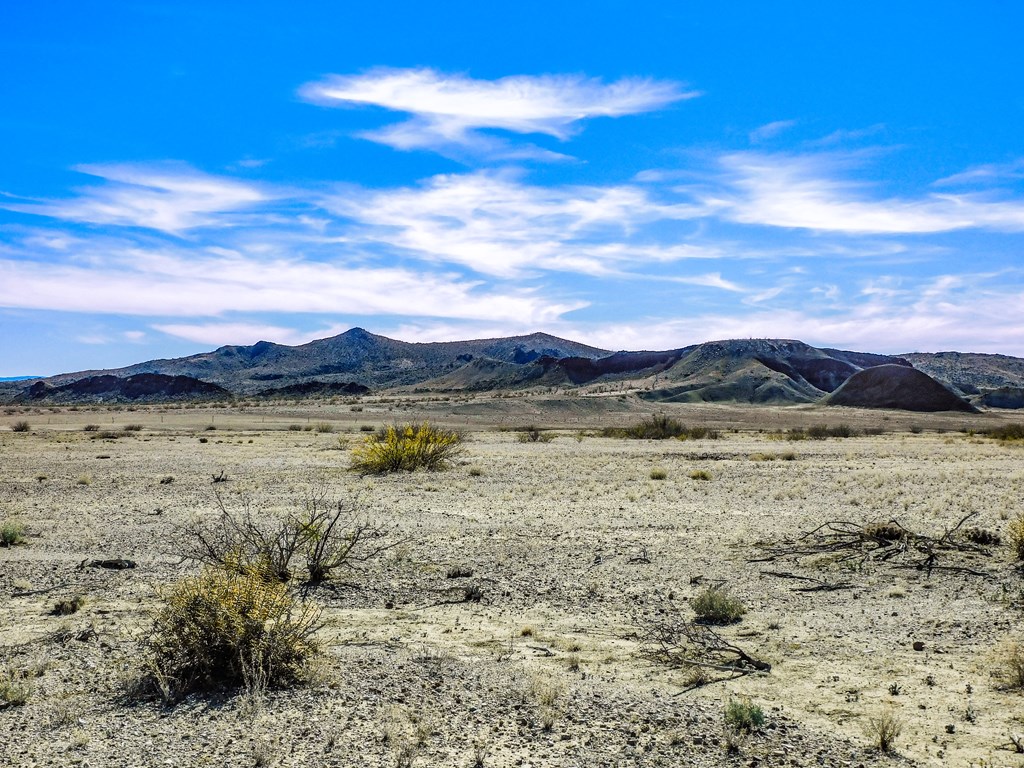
[299,68,695,157]
[3,164,269,234]
[326,171,709,277]
[749,120,796,144]
[152,322,342,347]
[934,158,1024,187]
[0,243,582,325]
[707,152,1024,234]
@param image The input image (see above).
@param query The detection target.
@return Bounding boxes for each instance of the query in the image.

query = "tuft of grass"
[82,423,99,432]
[313,422,334,433]
[143,567,321,698]
[0,669,32,708]
[1,520,27,547]
[52,595,87,616]
[649,467,667,480]
[350,422,463,474]
[11,420,30,433]
[76,474,92,486]
[997,643,1024,690]
[123,423,143,432]
[724,698,765,733]
[865,709,903,753]
[692,586,745,625]
[689,469,712,481]
[1008,514,1024,560]
[516,426,554,443]
[288,424,303,431]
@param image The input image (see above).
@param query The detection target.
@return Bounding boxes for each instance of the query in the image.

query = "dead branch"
[639,605,770,684]
[752,514,996,579]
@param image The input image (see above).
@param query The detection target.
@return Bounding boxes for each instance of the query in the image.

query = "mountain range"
[4,328,1023,411]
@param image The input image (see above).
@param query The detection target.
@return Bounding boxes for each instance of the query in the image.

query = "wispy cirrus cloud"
[325,171,710,277]
[749,119,797,144]
[0,235,582,325]
[3,164,270,234]
[934,158,1024,187]
[705,151,1024,234]
[298,68,695,159]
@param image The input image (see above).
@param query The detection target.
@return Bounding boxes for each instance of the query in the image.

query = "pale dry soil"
[2,399,1024,767]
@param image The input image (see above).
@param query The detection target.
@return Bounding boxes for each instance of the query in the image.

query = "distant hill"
[5,329,1024,411]
[40,328,609,395]
[13,373,229,404]
[822,365,977,412]
[639,339,911,405]
[903,351,1024,408]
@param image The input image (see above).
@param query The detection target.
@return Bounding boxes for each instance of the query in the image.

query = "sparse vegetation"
[181,487,404,584]
[11,420,30,432]
[649,467,667,480]
[516,426,554,443]
[997,643,1024,690]
[692,586,745,624]
[142,566,321,698]
[350,422,463,474]
[600,415,720,440]
[1,520,26,547]
[986,423,1024,441]
[124,423,143,431]
[866,709,903,753]
[52,595,86,615]
[313,421,334,433]
[724,698,765,733]
[689,469,712,481]
[0,669,32,707]
[1008,514,1024,560]
[82,423,99,432]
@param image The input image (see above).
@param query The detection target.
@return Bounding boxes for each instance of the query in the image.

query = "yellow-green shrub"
[349,422,463,474]
[144,567,320,696]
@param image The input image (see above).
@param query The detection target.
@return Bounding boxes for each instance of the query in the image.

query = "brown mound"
[822,365,977,412]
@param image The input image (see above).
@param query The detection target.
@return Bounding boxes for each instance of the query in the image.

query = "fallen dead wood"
[752,512,995,578]
[760,570,854,592]
[639,605,770,686]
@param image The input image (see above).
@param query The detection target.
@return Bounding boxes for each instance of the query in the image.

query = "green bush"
[143,567,321,697]
[0,520,26,547]
[692,586,745,624]
[649,467,667,480]
[724,698,765,733]
[350,422,463,474]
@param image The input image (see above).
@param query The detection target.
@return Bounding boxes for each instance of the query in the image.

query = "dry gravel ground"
[2,397,1023,767]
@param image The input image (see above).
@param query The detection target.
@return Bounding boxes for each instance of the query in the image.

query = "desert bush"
[692,586,745,624]
[288,424,303,431]
[689,469,712,481]
[1009,514,1024,560]
[142,566,320,697]
[649,467,667,480]
[863,426,885,436]
[997,643,1024,690]
[724,698,765,733]
[516,426,553,443]
[626,415,686,439]
[807,424,829,439]
[1,520,26,547]
[82,424,99,432]
[987,423,1024,441]
[123,424,143,432]
[52,595,86,616]
[11,421,30,433]
[313,422,334,433]
[784,427,806,441]
[865,709,902,753]
[204,425,217,431]
[350,422,463,474]
[359,424,375,432]
[181,488,403,584]
[0,669,32,707]
[963,527,1000,546]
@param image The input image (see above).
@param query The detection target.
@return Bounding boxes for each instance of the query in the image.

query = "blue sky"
[3,2,1024,376]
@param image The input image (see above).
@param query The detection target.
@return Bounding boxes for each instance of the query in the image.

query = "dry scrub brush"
[180,487,406,584]
[350,422,463,474]
[142,567,321,699]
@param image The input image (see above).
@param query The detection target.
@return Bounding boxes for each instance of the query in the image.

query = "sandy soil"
[2,397,1023,767]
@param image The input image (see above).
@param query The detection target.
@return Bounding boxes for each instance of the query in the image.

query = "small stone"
[913,640,925,651]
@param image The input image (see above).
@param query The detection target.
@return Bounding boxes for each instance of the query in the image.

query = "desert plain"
[2,394,1024,768]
